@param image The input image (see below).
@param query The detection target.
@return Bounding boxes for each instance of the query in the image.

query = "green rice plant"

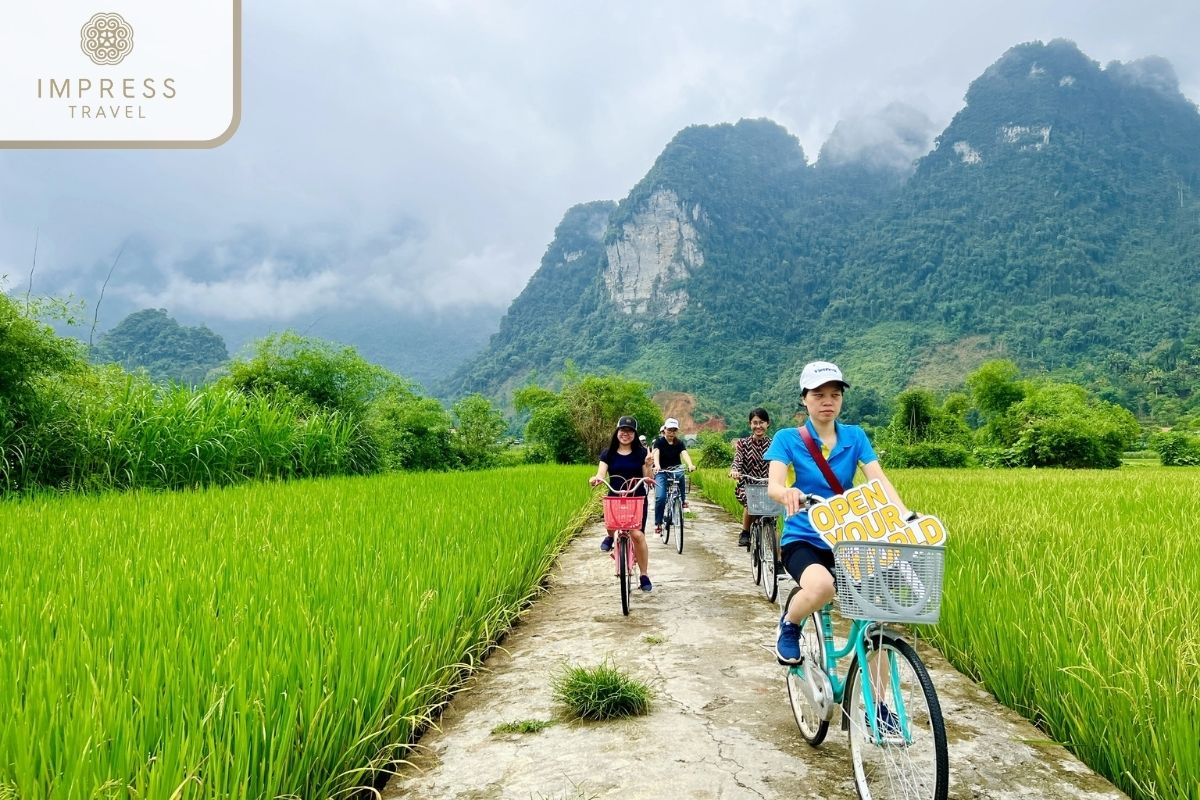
[0,465,594,799]
[897,468,1200,800]
[551,662,653,721]
[691,469,739,518]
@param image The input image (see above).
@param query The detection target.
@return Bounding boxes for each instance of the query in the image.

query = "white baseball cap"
[663,417,680,430]
[799,361,850,393]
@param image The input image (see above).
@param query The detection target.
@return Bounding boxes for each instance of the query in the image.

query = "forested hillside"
[446,39,1200,427]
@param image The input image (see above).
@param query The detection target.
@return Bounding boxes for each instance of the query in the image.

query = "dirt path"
[382,497,1128,799]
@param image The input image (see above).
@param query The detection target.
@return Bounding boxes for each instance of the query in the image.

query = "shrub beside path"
[382,496,1128,799]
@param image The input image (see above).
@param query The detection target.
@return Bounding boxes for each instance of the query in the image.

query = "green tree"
[1148,430,1200,466]
[561,374,663,462]
[1,293,84,409]
[365,385,454,471]
[514,386,586,464]
[452,394,506,469]
[91,308,228,386]
[514,373,662,464]
[992,382,1139,468]
[694,431,734,468]
[967,360,1026,418]
[220,332,398,415]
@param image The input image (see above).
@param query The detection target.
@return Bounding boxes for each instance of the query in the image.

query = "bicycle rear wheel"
[844,632,948,800]
[750,519,763,585]
[659,504,671,545]
[617,536,632,616]
[673,493,684,553]
[784,588,830,746]
[759,518,779,603]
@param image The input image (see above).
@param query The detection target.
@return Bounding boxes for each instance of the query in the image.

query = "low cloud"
[1107,56,1186,100]
[117,224,525,323]
[817,102,937,174]
[130,259,343,322]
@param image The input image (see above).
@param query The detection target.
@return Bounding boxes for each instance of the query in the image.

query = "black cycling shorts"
[780,539,836,587]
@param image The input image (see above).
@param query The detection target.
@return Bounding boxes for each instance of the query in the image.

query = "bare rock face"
[603,189,705,316]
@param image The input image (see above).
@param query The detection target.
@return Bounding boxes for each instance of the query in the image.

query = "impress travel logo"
[80,13,135,66]
[1,2,241,148]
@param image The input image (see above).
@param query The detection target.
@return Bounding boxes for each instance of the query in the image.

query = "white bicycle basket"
[833,541,944,624]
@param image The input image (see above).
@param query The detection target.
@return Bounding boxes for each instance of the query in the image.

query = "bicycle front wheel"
[617,537,632,616]
[662,490,674,545]
[674,493,684,553]
[844,633,948,800]
[759,518,779,603]
[750,519,763,585]
[784,588,830,746]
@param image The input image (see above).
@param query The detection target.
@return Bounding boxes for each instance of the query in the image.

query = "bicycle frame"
[597,475,654,615]
[660,466,686,500]
[785,490,918,746]
[800,611,915,744]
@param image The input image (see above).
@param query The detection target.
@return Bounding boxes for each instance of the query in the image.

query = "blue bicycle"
[784,495,949,800]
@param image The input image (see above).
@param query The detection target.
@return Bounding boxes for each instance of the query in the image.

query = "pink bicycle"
[598,476,654,616]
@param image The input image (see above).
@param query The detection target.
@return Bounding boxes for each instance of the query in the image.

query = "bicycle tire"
[662,485,674,544]
[844,632,948,800]
[784,588,830,746]
[750,519,763,585]
[760,518,779,603]
[617,536,632,616]
[659,501,671,545]
[674,493,684,553]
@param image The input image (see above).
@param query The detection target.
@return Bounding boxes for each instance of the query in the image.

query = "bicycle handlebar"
[593,475,654,495]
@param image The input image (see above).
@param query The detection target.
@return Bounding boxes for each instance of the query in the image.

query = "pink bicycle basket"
[603,495,645,530]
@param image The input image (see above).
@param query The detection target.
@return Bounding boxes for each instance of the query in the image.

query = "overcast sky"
[2,0,1198,330]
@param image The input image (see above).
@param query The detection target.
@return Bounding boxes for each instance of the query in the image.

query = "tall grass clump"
[552,662,653,721]
[2,367,372,493]
[899,468,1200,800]
[0,465,593,798]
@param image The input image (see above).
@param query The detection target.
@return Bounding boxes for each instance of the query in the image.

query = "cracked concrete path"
[381,497,1128,800]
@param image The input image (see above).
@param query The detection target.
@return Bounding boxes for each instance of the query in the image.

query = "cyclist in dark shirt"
[589,416,655,591]
[652,417,696,535]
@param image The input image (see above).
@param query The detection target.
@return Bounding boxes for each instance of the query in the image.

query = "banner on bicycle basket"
[603,495,646,530]
[807,479,947,549]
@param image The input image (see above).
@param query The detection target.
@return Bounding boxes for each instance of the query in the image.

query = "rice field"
[693,467,1200,800]
[0,465,595,799]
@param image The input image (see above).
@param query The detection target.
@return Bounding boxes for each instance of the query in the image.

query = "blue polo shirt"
[764,421,878,549]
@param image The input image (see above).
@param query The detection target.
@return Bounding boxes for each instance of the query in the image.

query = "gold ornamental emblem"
[80,12,134,65]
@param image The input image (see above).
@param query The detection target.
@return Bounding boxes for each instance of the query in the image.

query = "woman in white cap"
[766,362,914,682]
[652,417,696,535]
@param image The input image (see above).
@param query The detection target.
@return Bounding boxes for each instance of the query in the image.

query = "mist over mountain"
[446,39,1200,425]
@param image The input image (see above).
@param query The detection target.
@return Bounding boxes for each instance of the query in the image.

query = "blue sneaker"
[600,535,613,552]
[867,703,902,737]
[639,575,653,592]
[775,617,803,665]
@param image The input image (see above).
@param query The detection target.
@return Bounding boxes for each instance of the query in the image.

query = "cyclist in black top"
[589,416,655,591]
[652,417,696,535]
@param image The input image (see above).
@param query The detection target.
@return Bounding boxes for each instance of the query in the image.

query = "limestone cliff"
[603,188,706,317]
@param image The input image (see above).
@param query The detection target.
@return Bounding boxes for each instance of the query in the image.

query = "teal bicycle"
[784,496,948,800]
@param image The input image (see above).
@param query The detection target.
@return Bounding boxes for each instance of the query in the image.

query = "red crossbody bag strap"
[799,425,844,495]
